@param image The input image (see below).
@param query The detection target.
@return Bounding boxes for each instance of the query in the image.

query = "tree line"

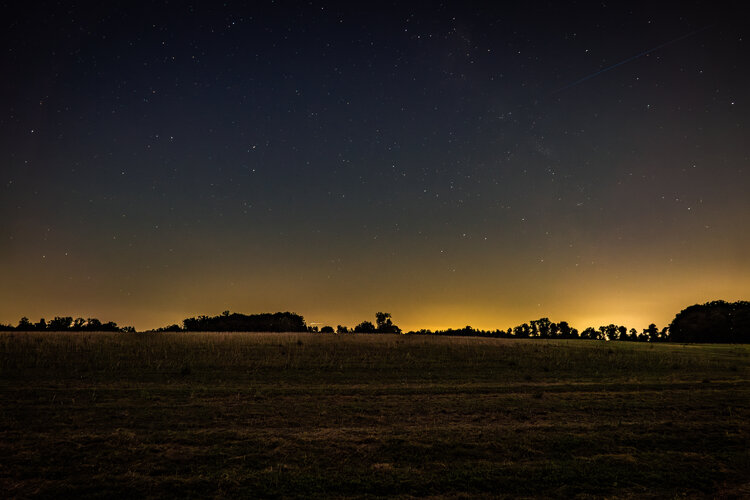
[154,311,307,333]
[408,320,668,342]
[312,312,402,334]
[405,301,749,343]
[2,301,748,343]
[151,311,401,334]
[0,316,133,332]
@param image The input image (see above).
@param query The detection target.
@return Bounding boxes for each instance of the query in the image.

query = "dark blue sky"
[2,1,748,330]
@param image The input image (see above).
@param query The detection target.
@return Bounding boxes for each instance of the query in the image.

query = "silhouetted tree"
[531,318,552,338]
[155,324,182,332]
[513,323,531,338]
[617,325,628,341]
[628,328,638,341]
[34,318,47,331]
[549,322,560,338]
[102,321,120,331]
[354,321,376,333]
[375,312,401,333]
[336,325,349,334]
[17,317,32,330]
[86,318,103,331]
[660,326,669,341]
[580,327,599,340]
[557,321,573,339]
[599,324,619,341]
[48,316,73,331]
[320,326,335,333]
[644,323,659,342]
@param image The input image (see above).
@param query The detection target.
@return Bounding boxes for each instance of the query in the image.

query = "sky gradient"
[2,1,748,332]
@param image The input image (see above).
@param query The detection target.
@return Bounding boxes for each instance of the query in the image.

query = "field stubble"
[1,332,749,498]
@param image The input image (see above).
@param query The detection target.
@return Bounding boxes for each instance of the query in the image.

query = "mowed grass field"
[1,333,749,499]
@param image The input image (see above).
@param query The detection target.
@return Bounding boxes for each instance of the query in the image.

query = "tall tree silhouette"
[375,312,401,333]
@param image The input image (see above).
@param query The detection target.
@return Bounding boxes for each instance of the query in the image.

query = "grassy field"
[1,332,749,498]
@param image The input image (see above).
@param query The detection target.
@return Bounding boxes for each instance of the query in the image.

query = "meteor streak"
[553,24,712,93]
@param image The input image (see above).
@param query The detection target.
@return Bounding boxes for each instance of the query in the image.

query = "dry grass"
[1,332,749,498]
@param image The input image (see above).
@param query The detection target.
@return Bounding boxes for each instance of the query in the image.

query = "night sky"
[2,1,748,332]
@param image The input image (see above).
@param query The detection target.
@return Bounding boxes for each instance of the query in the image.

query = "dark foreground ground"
[1,332,749,498]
